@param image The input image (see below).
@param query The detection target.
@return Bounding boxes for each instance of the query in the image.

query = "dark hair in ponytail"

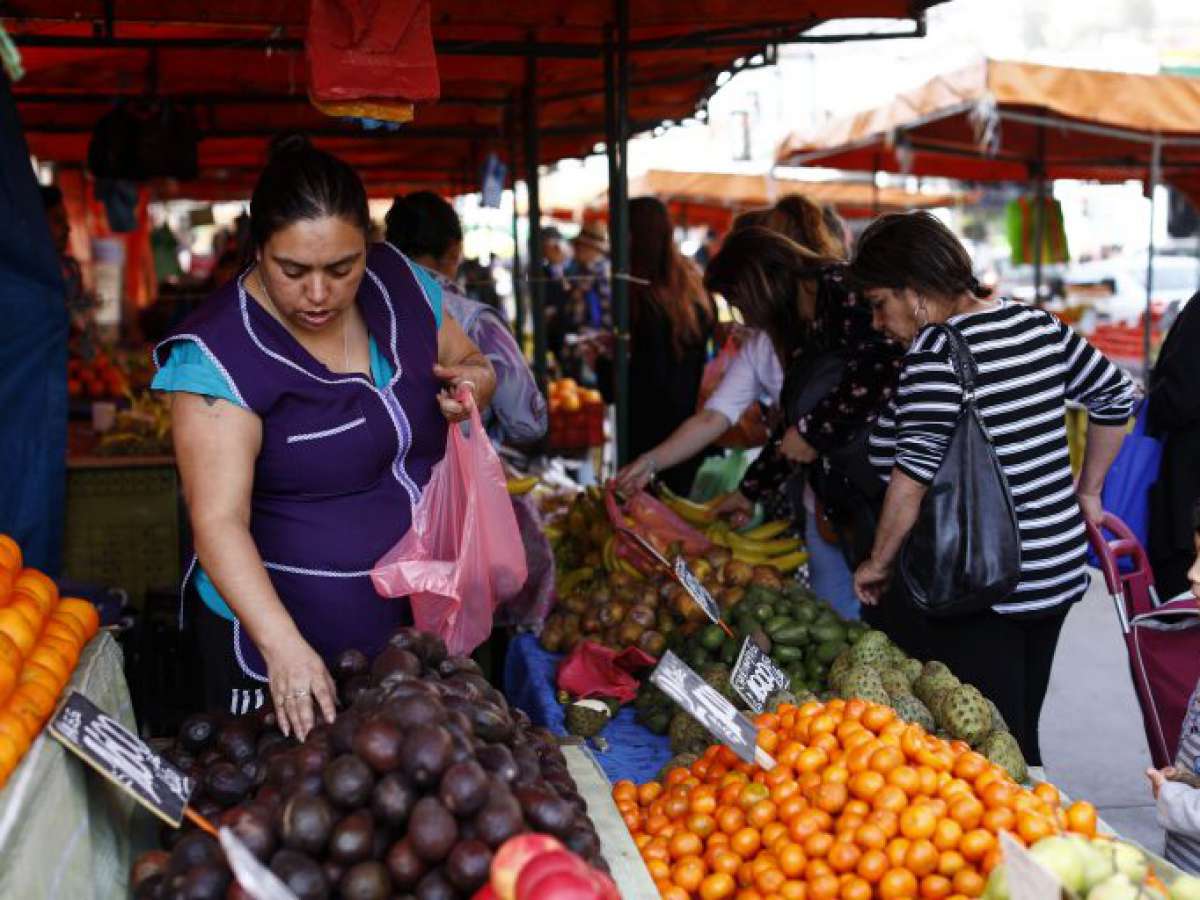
[250,134,370,248]
[849,211,989,300]
[384,191,463,260]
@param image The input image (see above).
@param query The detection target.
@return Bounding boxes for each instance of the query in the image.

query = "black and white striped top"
[869,300,1137,616]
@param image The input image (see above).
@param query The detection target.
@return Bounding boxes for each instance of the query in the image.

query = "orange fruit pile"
[614,699,1099,900]
[0,534,100,788]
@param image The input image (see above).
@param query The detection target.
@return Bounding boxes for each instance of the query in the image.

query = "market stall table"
[0,630,156,898]
[504,633,672,785]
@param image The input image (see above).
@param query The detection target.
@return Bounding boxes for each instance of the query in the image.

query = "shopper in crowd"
[566,220,611,330]
[152,137,495,737]
[1148,289,1200,600]
[596,198,714,495]
[542,226,576,368]
[706,225,902,620]
[850,211,1135,765]
[40,185,94,353]
[1148,500,1200,873]
[385,191,547,446]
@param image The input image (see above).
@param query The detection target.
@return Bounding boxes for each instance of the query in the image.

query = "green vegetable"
[698,624,726,651]
[773,645,804,664]
[770,624,810,647]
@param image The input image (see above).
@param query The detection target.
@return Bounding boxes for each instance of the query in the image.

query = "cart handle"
[1085,512,1157,624]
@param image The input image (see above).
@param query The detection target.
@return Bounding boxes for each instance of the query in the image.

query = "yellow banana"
[726,532,804,556]
[556,566,593,595]
[739,519,792,541]
[614,557,645,581]
[602,535,617,572]
[506,475,539,496]
[658,484,726,525]
[768,550,809,574]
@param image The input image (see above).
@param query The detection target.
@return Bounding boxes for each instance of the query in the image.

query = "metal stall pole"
[1144,138,1162,380]
[524,50,547,383]
[1032,127,1047,300]
[605,0,632,467]
[509,130,527,352]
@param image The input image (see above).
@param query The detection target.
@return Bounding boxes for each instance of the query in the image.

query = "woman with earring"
[151,137,495,738]
[851,212,1135,764]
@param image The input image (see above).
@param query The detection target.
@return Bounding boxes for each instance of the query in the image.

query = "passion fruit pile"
[131,628,606,900]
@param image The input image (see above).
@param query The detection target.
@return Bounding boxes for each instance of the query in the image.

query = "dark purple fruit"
[384,839,426,889]
[131,850,170,889]
[131,874,163,900]
[198,748,223,769]
[564,824,601,859]
[469,704,513,743]
[288,771,326,798]
[415,633,448,668]
[203,761,251,808]
[512,745,541,782]
[339,861,392,900]
[473,796,525,848]
[400,725,452,789]
[240,758,268,788]
[438,761,489,818]
[334,648,370,682]
[177,863,230,899]
[280,794,334,855]
[294,744,330,776]
[407,797,458,863]
[371,646,422,683]
[178,714,218,753]
[270,849,330,900]
[341,675,372,708]
[168,831,221,875]
[322,860,345,887]
[475,744,519,783]
[386,627,422,653]
[328,711,360,755]
[329,810,375,865]
[323,754,375,809]
[516,786,574,837]
[352,719,404,773]
[223,804,277,861]
[444,840,492,894]
[264,752,299,788]
[437,656,482,678]
[371,772,415,829]
[216,721,258,765]
[415,868,455,900]
[380,694,446,731]
[161,746,196,773]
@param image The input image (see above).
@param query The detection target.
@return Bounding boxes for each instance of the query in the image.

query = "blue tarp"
[504,633,672,785]
[0,72,68,574]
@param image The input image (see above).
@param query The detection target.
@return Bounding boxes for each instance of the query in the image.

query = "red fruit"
[490,834,566,900]
[515,851,590,899]
[519,868,600,900]
[472,885,499,900]
[591,871,619,900]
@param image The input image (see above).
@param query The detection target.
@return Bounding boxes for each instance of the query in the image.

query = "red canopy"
[6,1,945,197]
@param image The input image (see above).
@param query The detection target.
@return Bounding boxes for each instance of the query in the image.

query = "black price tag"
[49,690,194,827]
[650,651,774,768]
[673,556,721,624]
[731,638,791,714]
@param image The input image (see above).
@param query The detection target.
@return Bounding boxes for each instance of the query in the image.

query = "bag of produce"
[557,640,656,703]
[372,395,526,655]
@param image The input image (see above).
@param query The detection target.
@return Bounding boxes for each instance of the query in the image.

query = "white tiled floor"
[1040,571,1163,853]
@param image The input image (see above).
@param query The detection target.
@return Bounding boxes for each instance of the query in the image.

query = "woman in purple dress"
[153,137,495,738]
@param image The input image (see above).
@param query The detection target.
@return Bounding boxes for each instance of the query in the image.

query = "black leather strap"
[938,323,979,398]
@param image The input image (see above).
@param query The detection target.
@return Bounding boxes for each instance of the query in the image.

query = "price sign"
[998,832,1063,900]
[220,828,299,900]
[49,690,195,827]
[650,651,774,769]
[673,557,722,624]
[731,638,791,714]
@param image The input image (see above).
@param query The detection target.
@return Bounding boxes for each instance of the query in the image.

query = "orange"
[921,874,954,899]
[711,850,742,877]
[905,839,940,878]
[731,827,762,860]
[1065,801,1098,838]
[41,635,80,668]
[0,662,13,709]
[938,850,967,878]
[660,886,690,900]
[808,874,841,900]
[952,751,988,782]
[887,766,921,797]
[17,662,60,696]
[870,746,906,776]
[848,770,885,802]
[0,569,11,606]
[1017,812,1056,845]
[873,785,908,814]
[948,796,984,831]
[827,842,861,874]
[9,682,56,725]
[778,843,807,878]
[57,598,100,640]
[688,813,718,839]
[900,805,938,840]
[878,868,919,899]
[861,705,896,732]
[933,818,964,852]
[0,609,36,656]
[1033,782,1061,808]
[981,806,1015,833]
[49,611,87,645]
[646,859,671,881]
[867,810,900,839]
[952,868,985,896]
[981,781,1016,811]
[885,837,910,868]
[854,823,888,851]
[754,866,786,895]
[0,710,32,755]
[959,829,995,863]
[718,806,747,835]
[40,620,81,652]
[0,633,18,674]
[613,780,637,804]
[814,783,848,815]
[28,645,71,685]
[669,831,704,860]
[0,534,21,572]
[672,856,707,893]
[856,848,889,883]
[699,872,736,900]
[840,876,872,900]
[0,731,21,787]
[804,832,834,860]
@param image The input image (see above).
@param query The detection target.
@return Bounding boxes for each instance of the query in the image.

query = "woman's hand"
[854,556,893,606]
[614,455,656,495]
[1076,490,1104,527]
[780,427,818,464]
[263,636,338,741]
[434,363,487,423]
[1147,767,1170,800]
[716,490,754,528]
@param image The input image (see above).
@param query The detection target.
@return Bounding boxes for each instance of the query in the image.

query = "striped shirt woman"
[869,301,1137,615]
[846,211,1134,766]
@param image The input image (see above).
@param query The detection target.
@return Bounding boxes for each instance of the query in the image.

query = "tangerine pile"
[614,699,1098,900]
[0,533,100,788]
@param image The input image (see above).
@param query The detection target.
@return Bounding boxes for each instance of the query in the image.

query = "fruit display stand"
[0,631,156,898]
[504,634,673,785]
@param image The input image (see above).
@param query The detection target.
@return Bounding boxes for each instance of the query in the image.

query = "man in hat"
[566,220,611,330]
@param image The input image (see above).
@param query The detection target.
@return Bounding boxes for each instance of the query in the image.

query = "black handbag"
[898,324,1022,617]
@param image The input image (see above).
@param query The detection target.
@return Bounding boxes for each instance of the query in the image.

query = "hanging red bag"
[372,394,526,656]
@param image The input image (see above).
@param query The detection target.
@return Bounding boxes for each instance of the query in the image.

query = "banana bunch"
[505,475,539,496]
[656,483,725,526]
[601,535,645,580]
[96,390,173,456]
[706,521,808,573]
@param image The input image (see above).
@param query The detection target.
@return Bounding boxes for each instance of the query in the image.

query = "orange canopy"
[775,58,1200,203]
[6,1,945,197]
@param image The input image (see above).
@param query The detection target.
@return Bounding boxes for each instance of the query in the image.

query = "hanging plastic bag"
[556,641,658,703]
[372,394,526,656]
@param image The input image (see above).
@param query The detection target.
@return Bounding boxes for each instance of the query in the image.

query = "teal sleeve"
[194,567,234,621]
[411,266,444,329]
[151,340,246,407]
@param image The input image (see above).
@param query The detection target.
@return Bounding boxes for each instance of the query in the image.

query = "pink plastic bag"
[371,398,526,656]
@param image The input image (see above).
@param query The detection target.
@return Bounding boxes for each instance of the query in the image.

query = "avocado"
[333,648,370,683]
[444,839,493,894]
[339,861,391,900]
[323,754,375,809]
[400,724,453,789]
[352,719,404,774]
[280,794,335,855]
[384,838,427,890]
[438,760,490,817]
[328,810,375,865]
[270,849,330,900]
[408,797,459,863]
[371,771,415,828]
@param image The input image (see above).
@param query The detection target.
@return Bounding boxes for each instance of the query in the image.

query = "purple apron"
[155,242,447,682]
